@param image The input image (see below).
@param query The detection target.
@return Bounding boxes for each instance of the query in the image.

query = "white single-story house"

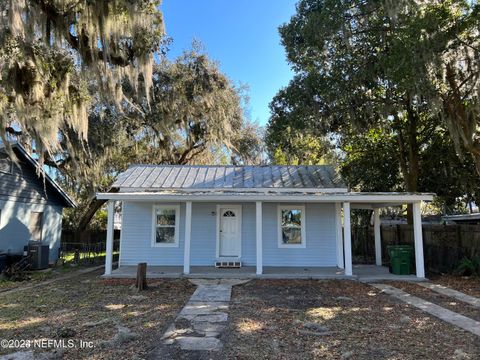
[97,165,433,279]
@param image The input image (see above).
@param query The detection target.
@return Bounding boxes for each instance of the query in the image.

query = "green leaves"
[267,0,480,212]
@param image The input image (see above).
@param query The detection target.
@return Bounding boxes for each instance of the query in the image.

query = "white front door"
[219,207,241,257]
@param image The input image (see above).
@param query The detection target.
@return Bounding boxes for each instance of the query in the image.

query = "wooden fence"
[60,230,121,265]
[353,224,480,273]
[61,229,121,244]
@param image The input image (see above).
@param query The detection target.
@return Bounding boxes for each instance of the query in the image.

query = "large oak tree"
[0,0,163,162]
[267,0,480,219]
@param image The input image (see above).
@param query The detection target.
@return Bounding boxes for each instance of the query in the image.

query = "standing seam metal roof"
[112,165,346,190]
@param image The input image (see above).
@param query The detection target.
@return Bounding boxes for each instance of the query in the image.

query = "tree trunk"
[394,103,420,224]
[74,197,107,242]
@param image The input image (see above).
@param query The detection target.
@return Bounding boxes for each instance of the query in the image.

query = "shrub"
[454,256,480,276]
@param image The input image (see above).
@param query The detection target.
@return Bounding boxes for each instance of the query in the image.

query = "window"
[152,205,180,247]
[0,153,12,174]
[29,211,43,241]
[277,205,306,248]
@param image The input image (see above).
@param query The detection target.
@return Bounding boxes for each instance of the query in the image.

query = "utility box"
[25,243,50,270]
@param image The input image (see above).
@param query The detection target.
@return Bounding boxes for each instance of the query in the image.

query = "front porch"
[106,264,423,282]
[99,192,433,280]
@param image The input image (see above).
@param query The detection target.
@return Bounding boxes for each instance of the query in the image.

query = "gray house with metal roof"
[0,143,75,264]
[98,165,433,279]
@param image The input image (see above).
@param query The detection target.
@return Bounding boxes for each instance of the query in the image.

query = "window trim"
[277,204,306,249]
[151,204,180,248]
[29,211,44,242]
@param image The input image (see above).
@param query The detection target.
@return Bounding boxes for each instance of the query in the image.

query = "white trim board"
[98,192,434,203]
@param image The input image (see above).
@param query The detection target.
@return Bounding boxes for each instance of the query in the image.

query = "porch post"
[104,200,114,276]
[256,201,263,275]
[343,202,352,276]
[412,202,425,278]
[335,203,344,269]
[183,201,192,275]
[374,209,382,266]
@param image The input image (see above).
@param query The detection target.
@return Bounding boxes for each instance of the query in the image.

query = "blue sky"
[161,0,297,126]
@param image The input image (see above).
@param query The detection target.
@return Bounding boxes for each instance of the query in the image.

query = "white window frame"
[151,204,180,248]
[277,204,306,248]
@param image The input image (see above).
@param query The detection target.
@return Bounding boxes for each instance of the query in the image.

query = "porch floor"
[106,264,424,282]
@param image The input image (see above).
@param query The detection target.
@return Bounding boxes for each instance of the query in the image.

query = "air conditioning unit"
[25,242,50,270]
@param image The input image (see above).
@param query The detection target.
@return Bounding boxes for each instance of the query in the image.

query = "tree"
[231,121,265,165]
[57,48,259,233]
[339,127,401,193]
[268,0,480,220]
[0,0,163,162]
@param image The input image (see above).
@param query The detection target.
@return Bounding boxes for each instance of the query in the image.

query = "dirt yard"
[386,281,480,322]
[220,280,480,360]
[1,273,479,359]
[429,274,480,298]
[0,269,195,359]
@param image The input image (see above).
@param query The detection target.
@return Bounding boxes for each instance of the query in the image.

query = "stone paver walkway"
[160,279,248,352]
[418,282,480,309]
[373,283,480,337]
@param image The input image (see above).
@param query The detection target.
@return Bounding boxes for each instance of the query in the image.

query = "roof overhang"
[1,142,76,208]
[96,191,434,203]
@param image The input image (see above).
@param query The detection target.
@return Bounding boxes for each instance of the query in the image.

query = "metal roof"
[112,165,346,191]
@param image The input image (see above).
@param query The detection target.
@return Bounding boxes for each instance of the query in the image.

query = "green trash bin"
[387,245,413,275]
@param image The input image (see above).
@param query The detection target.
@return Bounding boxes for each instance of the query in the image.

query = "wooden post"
[104,200,114,276]
[374,209,382,266]
[413,202,425,278]
[343,202,352,276]
[335,203,344,269]
[184,201,192,274]
[256,201,263,275]
[136,262,147,291]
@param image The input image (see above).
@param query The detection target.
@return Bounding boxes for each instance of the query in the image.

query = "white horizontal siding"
[120,201,337,267]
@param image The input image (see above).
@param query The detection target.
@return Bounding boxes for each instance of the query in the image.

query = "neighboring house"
[98,165,433,278]
[114,211,122,230]
[0,143,76,263]
[443,213,480,225]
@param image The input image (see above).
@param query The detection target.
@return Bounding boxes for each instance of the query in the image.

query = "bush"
[454,256,480,276]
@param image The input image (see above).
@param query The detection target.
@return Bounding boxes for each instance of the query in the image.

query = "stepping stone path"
[372,283,480,337]
[160,279,248,352]
[418,282,480,309]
